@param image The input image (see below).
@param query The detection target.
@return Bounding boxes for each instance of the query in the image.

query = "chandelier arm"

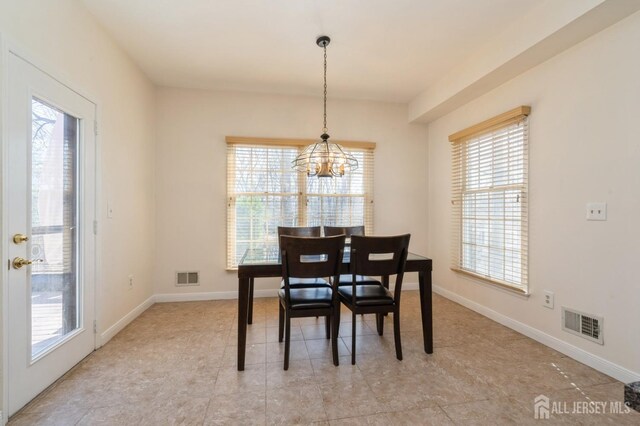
[333,144,359,165]
[309,142,320,156]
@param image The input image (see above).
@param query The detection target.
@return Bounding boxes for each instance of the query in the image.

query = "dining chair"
[277,227,331,287]
[276,226,331,332]
[279,235,345,370]
[337,234,411,364]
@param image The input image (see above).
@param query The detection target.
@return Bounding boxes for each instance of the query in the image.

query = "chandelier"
[292,36,358,178]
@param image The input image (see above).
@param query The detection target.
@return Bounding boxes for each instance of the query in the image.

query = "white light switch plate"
[586,202,606,221]
[107,201,114,219]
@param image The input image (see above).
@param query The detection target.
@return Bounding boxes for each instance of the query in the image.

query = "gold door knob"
[12,257,43,269]
[12,234,29,244]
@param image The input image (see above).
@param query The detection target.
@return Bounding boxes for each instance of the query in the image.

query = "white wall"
[3,0,636,418]
[155,88,428,296]
[427,11,640,379]
[0,0,156,415]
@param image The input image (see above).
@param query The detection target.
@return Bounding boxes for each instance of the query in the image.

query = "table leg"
[237,276,250,371]
[247,278,254,325]
[419,269,433,354]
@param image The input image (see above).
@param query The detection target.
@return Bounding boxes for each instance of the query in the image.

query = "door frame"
[0,33,103,424]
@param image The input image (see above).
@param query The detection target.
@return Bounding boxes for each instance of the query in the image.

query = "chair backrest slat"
[278,226,322,250]
[350,234,410,277]
[323,225,365,237]
[281,235,345,280]
[278,226,322,238]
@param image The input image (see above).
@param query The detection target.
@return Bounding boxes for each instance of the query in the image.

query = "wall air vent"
[176,271,199,286]
[562,307,603,345]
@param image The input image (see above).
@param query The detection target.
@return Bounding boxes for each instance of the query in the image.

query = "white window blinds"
[226,137,374,269]
[450,106,530,293]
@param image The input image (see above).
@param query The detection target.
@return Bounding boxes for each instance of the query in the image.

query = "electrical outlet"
[128,274,134,290]
[586,202,606,221]
[543,290,554,309]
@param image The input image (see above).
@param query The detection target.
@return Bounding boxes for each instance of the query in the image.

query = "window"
[226,137,374,269]
[450,106,530,293]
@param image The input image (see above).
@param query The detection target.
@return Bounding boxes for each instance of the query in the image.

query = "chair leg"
[393,310,403,361]
[376,313,384,336]
[325,315,331,339]
[278,302,285,342]
[331,308,339,366]
[351,312,357,365]
[284,311,291,370]
[335,304,341,337]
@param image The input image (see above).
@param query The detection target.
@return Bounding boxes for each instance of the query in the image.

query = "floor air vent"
[562,307,603,344]
[176,271,199,286]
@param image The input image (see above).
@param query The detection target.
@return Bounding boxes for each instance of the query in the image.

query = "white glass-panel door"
[7,52,97,416]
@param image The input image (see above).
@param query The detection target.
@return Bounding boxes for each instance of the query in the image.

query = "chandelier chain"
[323,44,327,133]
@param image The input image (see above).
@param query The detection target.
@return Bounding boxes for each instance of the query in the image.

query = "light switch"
[586,202,606,221]
[107,201,114,219]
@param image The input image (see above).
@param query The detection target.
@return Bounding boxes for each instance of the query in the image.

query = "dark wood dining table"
[236,247,433,371]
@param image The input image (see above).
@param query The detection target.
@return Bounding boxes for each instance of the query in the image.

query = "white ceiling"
[82,0,540,103]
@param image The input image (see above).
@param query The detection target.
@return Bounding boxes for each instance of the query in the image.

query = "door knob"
[12,257,43,269]
[12,234,29,244]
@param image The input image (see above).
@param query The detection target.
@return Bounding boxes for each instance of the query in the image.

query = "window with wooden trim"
[226,137,374,269]
[450,106,530,293]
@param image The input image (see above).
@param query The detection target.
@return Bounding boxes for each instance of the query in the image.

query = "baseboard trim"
[96,283,420,345]
[433,285,640,384]
[98,295,154,347]
[154,282,420,304]
[154,291,237,302]
[154,289,279,302]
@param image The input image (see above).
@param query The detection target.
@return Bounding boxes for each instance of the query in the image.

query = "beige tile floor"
[9,292,640,425]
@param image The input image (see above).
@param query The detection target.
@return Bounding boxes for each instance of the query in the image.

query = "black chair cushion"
[336,274,380,286]
[280,277,330,288]
[338,284,394,306]
[279,287,333,309]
